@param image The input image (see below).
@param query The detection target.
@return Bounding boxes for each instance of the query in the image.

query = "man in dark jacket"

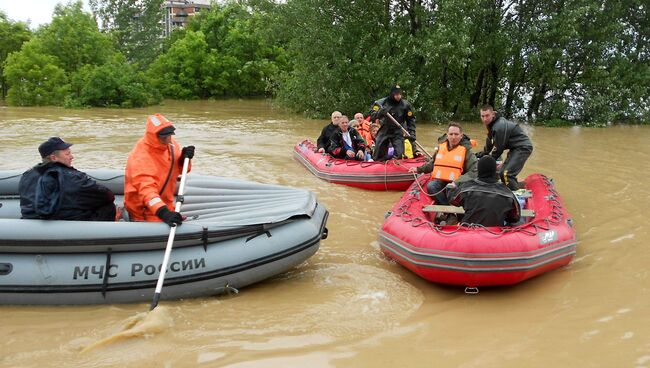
[19,137,116,221]
[369,85,419,160]
[316,111,342,153]
[476,105,533,190]
[447,155,520,227]
[327,115,367,160]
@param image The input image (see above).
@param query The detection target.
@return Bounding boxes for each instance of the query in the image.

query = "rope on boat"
[394,174,566,236]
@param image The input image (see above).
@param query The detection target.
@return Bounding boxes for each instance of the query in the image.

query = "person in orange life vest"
[354,112,374,148]
[316,111,342,153]
[327,115,367,160]
[408,122,477,205]
[124,114,194,226]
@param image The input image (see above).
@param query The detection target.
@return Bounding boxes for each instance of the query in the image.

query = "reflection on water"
[1,100,650,367]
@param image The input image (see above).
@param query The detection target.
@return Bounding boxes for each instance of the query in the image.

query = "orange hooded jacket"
[124,114,191,222]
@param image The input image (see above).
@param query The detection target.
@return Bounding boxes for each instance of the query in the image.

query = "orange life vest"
[432,142,466,182]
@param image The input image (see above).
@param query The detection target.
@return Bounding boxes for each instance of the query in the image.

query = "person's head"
[370,123,380,138]
[39,137,74,167]
[480,105,497,126]
[477,155,498,183]
[157,125,176,145]
[389,85,402,102]
[331,111,342,125]
[354,113,364,122]
[349,119,360,130]
[339,115,350,132]
[446,122,463,147]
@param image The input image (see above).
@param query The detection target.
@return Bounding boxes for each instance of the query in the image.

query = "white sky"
[0,0,90,28]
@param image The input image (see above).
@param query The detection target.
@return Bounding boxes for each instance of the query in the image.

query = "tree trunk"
[470,68,485,108]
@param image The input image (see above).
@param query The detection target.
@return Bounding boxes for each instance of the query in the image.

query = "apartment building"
[162,0,211,37]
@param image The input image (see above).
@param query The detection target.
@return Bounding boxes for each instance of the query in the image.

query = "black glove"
[475,151,485,159]
[181,146,195,160]
[156,206,183,226]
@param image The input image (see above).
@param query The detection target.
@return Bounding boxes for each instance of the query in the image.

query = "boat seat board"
[423,204,536,217]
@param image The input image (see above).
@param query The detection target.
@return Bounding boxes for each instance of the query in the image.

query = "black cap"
[158,126,176,137]
[477,155,498,183]
[390,85,402,95]
[38,137,73,158]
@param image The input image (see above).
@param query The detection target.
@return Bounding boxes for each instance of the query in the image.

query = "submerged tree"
[0,12,31,99]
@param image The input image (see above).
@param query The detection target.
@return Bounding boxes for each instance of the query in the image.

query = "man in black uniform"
[476,105,533,190]
[447,155,520,227]
[19,137,116,221]
[369,85,419,161]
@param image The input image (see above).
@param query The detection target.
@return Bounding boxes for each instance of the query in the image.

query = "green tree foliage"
[276,0,650,124]
[148,1,288,99]
[0,12,31,98]
[3,1,158,108]
[89,0,164,68]
[4,39,69,106]
[69,54,161,107]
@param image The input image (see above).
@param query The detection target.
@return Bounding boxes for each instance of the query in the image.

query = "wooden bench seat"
[423,205,536,218]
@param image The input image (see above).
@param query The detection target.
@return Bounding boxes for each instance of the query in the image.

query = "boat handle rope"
[395,173,566,236]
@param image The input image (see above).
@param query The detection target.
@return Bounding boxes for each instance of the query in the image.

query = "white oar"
[150,156,190,311]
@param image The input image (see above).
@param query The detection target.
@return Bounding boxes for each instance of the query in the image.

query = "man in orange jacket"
[124,114,194,226]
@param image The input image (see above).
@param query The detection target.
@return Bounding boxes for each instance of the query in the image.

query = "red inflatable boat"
[293,140,426,191]
[379,174,577,288]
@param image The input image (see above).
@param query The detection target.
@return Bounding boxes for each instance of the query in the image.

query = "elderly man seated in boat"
[409,122,477,206]
[327,115,367,160]
[446,155,520,227]
[19,137,116,221]
[316,111,342,153]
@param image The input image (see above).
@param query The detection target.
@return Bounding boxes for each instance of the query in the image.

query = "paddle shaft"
[385,112,433,160]
[150,156,191,311]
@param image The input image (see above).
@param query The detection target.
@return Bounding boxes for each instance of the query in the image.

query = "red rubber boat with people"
[379,173,577,289]
[293,140,427,191]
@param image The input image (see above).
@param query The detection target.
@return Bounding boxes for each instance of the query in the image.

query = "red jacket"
[124,114,191,221]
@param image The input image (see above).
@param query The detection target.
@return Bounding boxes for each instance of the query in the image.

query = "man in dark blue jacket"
[19,137,116,221]
[476,105,533,190]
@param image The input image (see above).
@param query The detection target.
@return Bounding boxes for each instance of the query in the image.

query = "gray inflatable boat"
[0,170,328,305]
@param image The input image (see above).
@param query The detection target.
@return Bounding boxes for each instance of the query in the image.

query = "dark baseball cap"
[158,126,176,137]
[38,137,73,158]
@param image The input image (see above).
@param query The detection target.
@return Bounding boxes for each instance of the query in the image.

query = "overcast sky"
[0,0,90,28]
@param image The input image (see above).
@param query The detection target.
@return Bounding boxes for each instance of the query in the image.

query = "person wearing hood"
[124,114,194,226]
[369,85,419,161]
[476,104,533,190]
[446,155,521,227]
[19,137,116,221]
[409,122,477,205]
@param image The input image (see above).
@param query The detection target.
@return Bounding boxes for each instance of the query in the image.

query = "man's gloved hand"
[475,151,485,159]
[181,146,195,160]
[156,207,183,226]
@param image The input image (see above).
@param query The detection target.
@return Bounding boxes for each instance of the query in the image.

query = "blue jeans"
[426,179,449,205]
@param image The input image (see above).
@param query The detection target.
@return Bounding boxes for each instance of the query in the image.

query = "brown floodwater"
[1,100,649,367]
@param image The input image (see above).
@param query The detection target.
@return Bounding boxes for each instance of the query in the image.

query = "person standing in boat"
[446,155,520,227]
[316,111,342,153]
[124,114,194,226]
[369,85,421,160]
[408,122,477,205]
[476,105,533,190]
[327,115,367,160]
[19,137,116,221]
